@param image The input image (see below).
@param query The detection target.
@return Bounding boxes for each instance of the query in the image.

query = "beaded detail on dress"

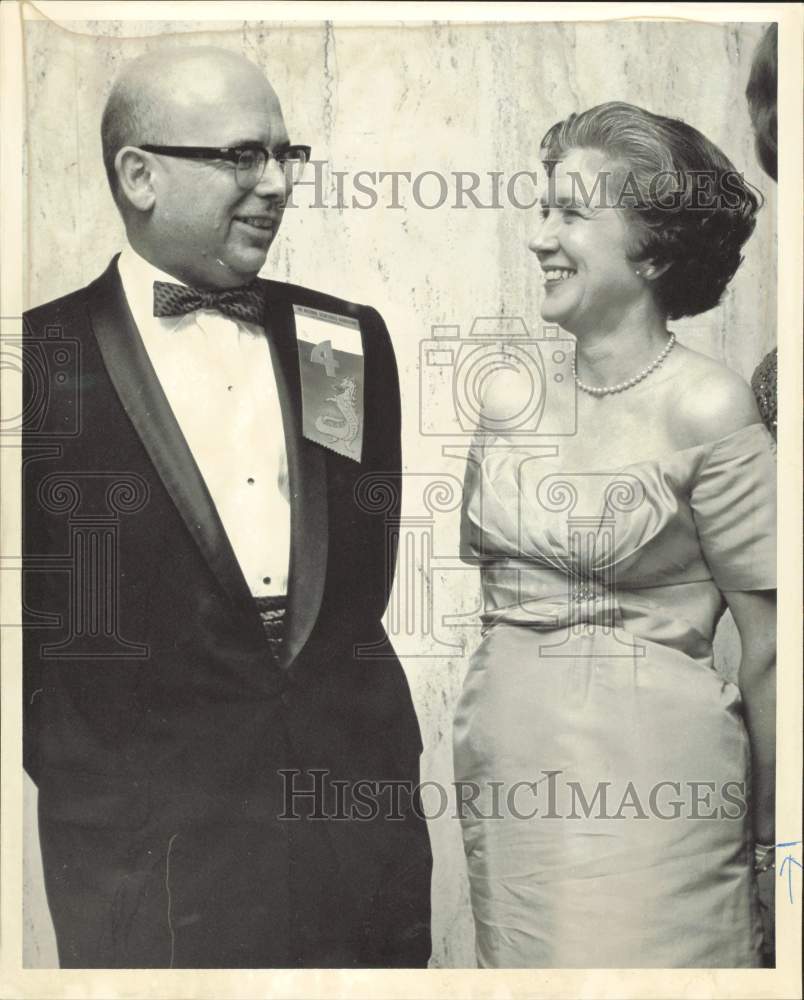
[751,347,777,440]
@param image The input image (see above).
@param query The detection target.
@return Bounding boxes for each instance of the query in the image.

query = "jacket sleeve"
[358,304,403,615]
[21,309,44,784]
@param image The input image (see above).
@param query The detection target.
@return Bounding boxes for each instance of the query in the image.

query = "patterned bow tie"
[152,280,265,326]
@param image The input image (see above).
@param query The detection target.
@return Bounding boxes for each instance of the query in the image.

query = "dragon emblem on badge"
[315,376,361,449]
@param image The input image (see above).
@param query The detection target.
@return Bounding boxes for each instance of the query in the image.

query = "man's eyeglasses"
[138,143,312,190]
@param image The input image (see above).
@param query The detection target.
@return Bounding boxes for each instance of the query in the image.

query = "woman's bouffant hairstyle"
[540,102,761,320]
[746,24,777,181]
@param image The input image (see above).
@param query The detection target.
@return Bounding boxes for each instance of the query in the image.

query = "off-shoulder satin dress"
[453,423,776,968]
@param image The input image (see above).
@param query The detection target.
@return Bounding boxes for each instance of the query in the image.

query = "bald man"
[23,48,431,969]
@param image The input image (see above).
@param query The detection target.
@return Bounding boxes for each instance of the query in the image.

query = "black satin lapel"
[88,259,254,612]
[262,291,328,670]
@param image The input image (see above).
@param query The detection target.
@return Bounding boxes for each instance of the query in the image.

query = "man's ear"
[115,147,156,211]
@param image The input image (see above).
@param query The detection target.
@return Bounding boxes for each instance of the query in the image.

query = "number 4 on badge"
[311,340,340,377]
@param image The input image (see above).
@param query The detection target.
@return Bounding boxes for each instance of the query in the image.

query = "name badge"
[293,304,364,462]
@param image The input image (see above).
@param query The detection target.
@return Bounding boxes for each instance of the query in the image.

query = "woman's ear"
[634,260,672,281]
[115,147,156,212]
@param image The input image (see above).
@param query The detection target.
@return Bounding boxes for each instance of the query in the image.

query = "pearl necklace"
[572,333,676,397]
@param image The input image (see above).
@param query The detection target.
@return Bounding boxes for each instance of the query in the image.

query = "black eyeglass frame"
[137,143,312,186]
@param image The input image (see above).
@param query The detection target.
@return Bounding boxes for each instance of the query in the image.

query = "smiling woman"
[534,147,651,340]
[538,103,760,324]
[454,101,777,968]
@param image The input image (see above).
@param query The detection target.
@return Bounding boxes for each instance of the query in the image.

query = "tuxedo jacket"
[22,257,431,968]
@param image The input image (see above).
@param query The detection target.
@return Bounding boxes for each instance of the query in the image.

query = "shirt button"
[247,477,255,485]
[263,576,271,585]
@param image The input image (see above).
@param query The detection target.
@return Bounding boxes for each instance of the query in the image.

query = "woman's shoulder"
[664,345,762,451]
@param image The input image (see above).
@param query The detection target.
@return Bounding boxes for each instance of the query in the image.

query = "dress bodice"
[462,423,776,666]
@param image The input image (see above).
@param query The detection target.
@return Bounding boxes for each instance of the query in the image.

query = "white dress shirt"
[117,245,290,597]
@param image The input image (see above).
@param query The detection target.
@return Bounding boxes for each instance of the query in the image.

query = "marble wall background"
[22,16,775,968]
